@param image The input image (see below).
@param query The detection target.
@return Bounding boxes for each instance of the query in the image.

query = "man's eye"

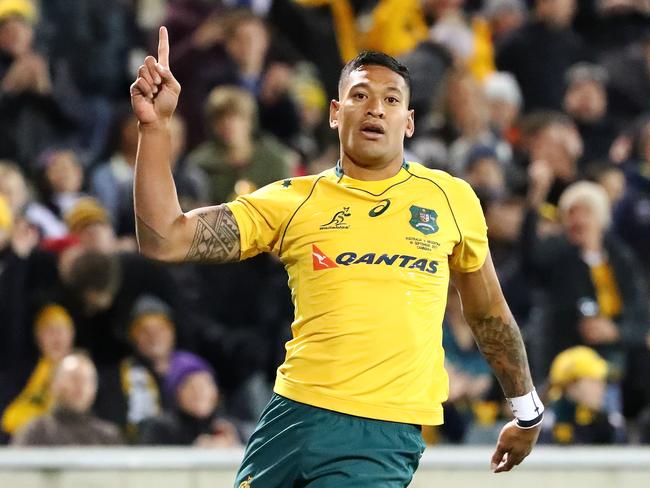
[387,97,399,104]
[354,93,367,100]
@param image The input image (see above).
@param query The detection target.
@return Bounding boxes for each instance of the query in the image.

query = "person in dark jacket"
[138,352,242,446]
[521,180,650,380]
[562,62,620,169]
[0,1,80,172]
[496,0,588,112]
[95,295,197,442]
[11,352,122,446]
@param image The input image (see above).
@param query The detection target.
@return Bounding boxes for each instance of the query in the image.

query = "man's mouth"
[360,122,385,137]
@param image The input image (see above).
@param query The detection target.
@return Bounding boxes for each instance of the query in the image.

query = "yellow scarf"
[296,0,428,62]
[1,358,54,435]
[589,262,622,318]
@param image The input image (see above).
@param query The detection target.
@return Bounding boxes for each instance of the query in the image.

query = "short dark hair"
[67,251,122,295]
[338,51,411,99]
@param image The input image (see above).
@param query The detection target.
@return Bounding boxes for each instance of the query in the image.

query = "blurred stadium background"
[0,0,649,486]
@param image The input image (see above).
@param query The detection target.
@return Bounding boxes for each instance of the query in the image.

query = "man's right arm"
[131,27,240,264]
[134,123,240,263]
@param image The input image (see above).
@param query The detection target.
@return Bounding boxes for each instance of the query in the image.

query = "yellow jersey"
[226,162,488,425]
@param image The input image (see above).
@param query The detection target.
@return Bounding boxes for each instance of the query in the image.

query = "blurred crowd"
[1,0,649,447]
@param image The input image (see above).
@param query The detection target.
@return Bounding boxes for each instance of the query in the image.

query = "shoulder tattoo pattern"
[185,205,240,262]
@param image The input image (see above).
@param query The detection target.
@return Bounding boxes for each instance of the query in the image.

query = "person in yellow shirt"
[130,27,543,487]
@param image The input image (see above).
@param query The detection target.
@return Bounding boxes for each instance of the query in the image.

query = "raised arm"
[451,252,541,473]
[130,27,240,263]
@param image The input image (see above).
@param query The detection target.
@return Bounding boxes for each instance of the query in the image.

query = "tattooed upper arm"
[184,205,240,263]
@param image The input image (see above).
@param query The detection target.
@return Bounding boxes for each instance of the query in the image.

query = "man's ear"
[405,109,415,138]
[329,99,340,129]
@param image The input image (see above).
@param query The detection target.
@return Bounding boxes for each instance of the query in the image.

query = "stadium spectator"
[35,148,87,224]
[521,181,650,380]
[62,197,123,254]
[0,194,43,427]
[440,69,511,174]
[519,111,582,208]
[0,161,67,238]
[288,66,330,165]
[167,8,300,148]
[483,71,523,144]
[573,0,650,56]
[1,304,74,437]
[562,62,620,168]
[584,162,626,207]
[36,0,138,162]
[496,0,588,112]
[481,0,527,47]
[615,118,650,289]
[542,346,625,444]
[139,352,242,446]
[601,33,650,121]
[95,295,186,441]
[55,249,199,366]
[398,35,453,128]
[0,0,79,172]
[187,85,294,204]
[462,145,509,205]
[11,352,122,446]
[196,253,293,423]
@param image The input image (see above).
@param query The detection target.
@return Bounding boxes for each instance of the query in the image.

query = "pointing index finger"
[158,26,170,68]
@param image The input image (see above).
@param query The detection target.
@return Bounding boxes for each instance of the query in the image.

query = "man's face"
[226,19,269,69]
[561,201,604,248]
[0,17,33,57]
[530,123,582,181]
[566,377,606,411]
[36,322,74,362]
[46,151,83,194]
[563,80,607,123]
[177,371,218,419]
[78,222,116,253]
[131,315,175,362]
[53,356,98,413]
[330,65,414,168]
[213,112,252,149]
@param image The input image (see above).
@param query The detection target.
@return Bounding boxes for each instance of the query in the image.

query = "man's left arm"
[451,252,542,473]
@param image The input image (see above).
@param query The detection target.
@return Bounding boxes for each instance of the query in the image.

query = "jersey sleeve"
[226,179,305,260]
[448,178,489,273]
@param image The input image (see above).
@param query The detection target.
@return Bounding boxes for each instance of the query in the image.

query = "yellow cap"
[549,346,608,388]
[0,194,12,232]
[0,0,37,23]
[34,304,74,332]
[64,197,111,234]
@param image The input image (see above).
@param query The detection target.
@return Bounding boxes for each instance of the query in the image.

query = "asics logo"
[369,199,391,217]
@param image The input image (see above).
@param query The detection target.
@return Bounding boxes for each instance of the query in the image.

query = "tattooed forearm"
[185,205,240,263]
[467,315,533,397]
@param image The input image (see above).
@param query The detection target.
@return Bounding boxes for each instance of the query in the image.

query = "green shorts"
[234,394,425,488]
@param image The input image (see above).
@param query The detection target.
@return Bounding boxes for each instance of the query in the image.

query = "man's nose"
[366,98,385,118]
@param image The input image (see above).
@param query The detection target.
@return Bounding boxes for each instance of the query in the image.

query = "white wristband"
[507,389,544,428]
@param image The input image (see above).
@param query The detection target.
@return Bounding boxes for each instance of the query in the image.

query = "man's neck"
[340,153,404,181]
